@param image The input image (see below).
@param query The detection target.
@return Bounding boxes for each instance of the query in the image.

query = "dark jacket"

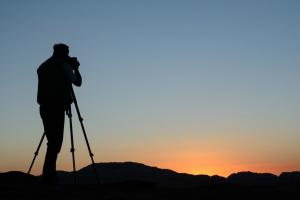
[37,56,73,108]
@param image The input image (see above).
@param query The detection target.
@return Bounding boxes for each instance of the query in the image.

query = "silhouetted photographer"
[37,43,82,184]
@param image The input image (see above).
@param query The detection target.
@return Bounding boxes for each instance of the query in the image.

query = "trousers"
[40,104,65,184]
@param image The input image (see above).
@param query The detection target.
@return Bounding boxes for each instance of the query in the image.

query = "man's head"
[53,43,69,58]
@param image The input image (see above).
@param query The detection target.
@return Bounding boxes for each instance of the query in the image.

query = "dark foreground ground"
[1,182,299,200]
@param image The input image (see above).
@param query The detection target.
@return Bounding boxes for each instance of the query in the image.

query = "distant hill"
[0,171,37,184]
[1,162,300,187]
[227,172,278,186]
[58,162,212,187]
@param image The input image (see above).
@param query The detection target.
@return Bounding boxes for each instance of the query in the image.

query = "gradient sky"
[0,0,300,177]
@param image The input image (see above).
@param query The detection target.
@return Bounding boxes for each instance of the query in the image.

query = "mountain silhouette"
[1,162,300,199]
[1,162,300,187]
[59,162,211,187]
[279,171,300,185]
[0,171,38,184]
[227,172,278,186]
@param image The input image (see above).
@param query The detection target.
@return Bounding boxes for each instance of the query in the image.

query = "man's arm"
[62,58,82,87]
[73,69,82,86]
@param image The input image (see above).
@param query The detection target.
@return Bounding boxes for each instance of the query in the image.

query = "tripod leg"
[27,132,46,175]
[67,106,77,184]
[78,114,100,184]
[71,87,100,184]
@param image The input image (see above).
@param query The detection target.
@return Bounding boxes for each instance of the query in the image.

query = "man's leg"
[40,105,65,184]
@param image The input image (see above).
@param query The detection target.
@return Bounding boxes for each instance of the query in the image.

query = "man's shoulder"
[37,56,62,74]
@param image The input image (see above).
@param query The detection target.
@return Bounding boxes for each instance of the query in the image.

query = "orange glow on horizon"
[3,141,299,178]
[155,161,300,177]
[1,156,300,178]
[146,150,300,177]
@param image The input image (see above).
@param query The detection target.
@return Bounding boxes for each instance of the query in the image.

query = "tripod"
[27,86,100,184]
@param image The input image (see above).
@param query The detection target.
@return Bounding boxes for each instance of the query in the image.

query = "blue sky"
[0,0,300,176]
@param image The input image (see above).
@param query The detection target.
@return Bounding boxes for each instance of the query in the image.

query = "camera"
[67,56,80,69]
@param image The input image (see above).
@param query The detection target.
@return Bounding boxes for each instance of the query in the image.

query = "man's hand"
[73,59,80,70]
[68,57,80,70]
[73,66,82,86]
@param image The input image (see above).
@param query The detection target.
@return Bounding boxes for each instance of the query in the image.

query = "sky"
[0,0,300,177]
